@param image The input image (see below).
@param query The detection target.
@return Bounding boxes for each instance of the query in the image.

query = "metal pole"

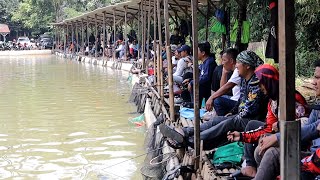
[157,0,164,103]
[164,0,175,121]
[278,0,299,179]
[146,0,151,65]
[191,0,200,170]
[95,14,98,58]
[103,12,106,62]
[124,6,128,61]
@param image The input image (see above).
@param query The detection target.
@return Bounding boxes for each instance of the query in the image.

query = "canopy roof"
[0,24,10,34]
[53,0,223,26]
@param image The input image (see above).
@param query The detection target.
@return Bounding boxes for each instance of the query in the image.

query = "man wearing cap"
[160,50,268,150]
[172,45,192,84]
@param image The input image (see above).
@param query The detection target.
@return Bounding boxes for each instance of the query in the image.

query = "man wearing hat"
[171,45,192,84]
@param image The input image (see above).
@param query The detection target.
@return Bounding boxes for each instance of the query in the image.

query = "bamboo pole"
[278,0,299,179]
[164,0,175,121]
[124,6,128,61]
[191,0,200,170]
[157,0,164,103]
[146,0,151,66]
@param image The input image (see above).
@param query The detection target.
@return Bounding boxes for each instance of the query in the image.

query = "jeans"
[244,120,265,167]
[183,115,251,150]
[254,147,280,180]
[213,95,237,116]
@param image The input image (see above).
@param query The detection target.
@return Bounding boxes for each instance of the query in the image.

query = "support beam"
[191,0,200,170]
[146,0,151,64]
[141,0,146,69]
[172,0,191,19]
[278,0,299,179]
[87,17,90,57]
[153,0,158,90]
[164,0,175,121]
[103,12,106,61]
[137,3,141,60]
[113,9,116,61]
[205,2,210,41]
[75,22,79,53]
[95,14,98,58]
[124,6,128,61]
[81,19,85,53]
[157,0,164,103]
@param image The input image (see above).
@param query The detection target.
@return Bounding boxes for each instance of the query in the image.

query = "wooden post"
[103,12,106,62]
[53,26,56,51]
[95,14,98,58]
[141,1,146,69]
[81,19,85,53]
[113,9,116,61]
[146,0,151,65]
[157,0,164,103]
[137,3,141,60]
[191,0,200,170]
[278,0,299,179]
[65,25,68,53]
[153,0,158,90]
[71,23,74,54]
[124,6,128,61]
[164,0,175,121]
[205,2,210,41]
[87,17,90,57]
[76,23,79,53]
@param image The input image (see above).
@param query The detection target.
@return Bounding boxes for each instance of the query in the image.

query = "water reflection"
[0,55,144,179]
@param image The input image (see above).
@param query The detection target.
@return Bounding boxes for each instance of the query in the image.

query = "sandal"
[159,124,184,144]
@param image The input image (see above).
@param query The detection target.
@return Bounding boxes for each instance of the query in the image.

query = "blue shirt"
[190,56,217,90]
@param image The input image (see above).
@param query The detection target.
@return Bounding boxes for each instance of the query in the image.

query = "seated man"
[160,50,267,150]
[206,57,241,114]
[227,64,309,178]
[187,42,217,106]
[173,45,192,84]
[246,60,320,180]
[210,48,240,116]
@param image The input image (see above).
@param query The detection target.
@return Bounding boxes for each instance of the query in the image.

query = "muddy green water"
[0,55,145,179]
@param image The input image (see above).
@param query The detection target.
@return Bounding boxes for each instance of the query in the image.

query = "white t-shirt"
[227,68,241,101]
[173,58,187,77]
